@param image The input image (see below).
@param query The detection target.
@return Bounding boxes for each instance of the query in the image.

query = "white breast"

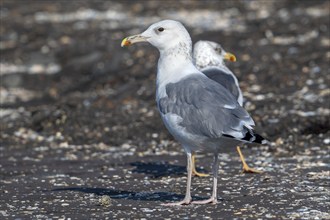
[156,55,202,99]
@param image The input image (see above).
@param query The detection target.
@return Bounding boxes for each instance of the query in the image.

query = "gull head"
[194,40,236,69]
[121,20,192,52]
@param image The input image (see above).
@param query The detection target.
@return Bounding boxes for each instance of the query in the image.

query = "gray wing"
[202,67,241,104]
[158,74,255,140]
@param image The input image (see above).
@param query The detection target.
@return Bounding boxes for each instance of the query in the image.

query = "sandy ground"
[1,0,329,219]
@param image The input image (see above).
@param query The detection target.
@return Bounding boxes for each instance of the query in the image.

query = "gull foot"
[161,198,192,206]
[192,197,217,205]
[237,146,263,174]
[192,169,210,177]
[192,153,209,177]
[242,165,263,174]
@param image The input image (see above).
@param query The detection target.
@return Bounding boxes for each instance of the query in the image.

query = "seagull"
[192,40,262,175]
[121,20,267,206]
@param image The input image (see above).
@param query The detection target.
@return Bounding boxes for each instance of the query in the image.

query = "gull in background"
[192,40,262,175]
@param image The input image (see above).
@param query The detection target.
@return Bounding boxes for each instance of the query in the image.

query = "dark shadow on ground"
[51,187,205,202]
[130,161,186,178]
[130,161,208,178]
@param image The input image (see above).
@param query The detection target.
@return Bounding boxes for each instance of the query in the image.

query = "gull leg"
[192,152,209,177]
[192,153,219,205]
[237,146,262,174]
[162,152,193,206]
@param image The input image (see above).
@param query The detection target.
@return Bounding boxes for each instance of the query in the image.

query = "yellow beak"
[121,35,149,47]
[224,52,237,62]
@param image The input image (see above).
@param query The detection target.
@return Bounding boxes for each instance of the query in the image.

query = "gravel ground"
[1,0,329,219]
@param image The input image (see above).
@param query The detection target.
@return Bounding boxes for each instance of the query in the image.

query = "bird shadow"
[51,161,208,202]
[52,187,204,202]
[129,161,208,178]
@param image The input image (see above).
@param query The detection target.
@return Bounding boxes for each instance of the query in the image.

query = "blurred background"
[0,0,329,218]
[1,0,328,148]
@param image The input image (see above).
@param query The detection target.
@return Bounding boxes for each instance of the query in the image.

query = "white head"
[121,20,192,56]
[193,40,236,70]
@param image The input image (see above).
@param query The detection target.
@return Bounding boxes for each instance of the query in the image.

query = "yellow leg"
[236,146,262,174]
[191,152,209,177]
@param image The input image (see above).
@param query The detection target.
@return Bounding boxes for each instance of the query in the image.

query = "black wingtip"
[223,131,269,145]
[253,133,268,145]
[241,128,269,145]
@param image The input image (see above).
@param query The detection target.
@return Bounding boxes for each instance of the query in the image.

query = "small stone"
[59,142,69,148]
[99,195,112,207]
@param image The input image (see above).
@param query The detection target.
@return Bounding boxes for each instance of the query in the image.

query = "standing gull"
[192,40,262,174]
[121,20,267,205]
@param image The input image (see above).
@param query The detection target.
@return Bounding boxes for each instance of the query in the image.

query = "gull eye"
[158,27,164,32]
[214,47,222,54]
